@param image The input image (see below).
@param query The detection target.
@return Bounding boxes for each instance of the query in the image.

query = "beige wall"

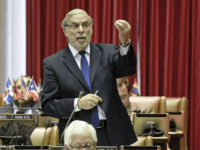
[0,0,5,93]
[0,0,26,93]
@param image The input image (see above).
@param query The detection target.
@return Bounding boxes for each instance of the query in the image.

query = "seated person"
[117,77,154,115]
[64,120,141,149]
[64,120,97,150]
[116,77,132,115]
[0,76,42,122]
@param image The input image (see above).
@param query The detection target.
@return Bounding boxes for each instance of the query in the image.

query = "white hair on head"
[64,120,97,148]
[61,8,93,29]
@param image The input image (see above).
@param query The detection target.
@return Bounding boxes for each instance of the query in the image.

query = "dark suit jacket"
[41,43,137,146]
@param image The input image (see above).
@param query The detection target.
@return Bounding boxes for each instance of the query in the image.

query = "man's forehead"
[71,130,93,145]
[118,84,128,93]
[68,12,90,23]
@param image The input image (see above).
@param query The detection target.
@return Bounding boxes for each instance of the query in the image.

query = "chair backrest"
[49,126,59,146]
[166,97,187,112]
[30,127,46,145]
[166,97,188,130]
[129,96,166,122]
[31,126,59,146]
[166,97,188,150]
[37,113,59,127]
[133,113,169,136]
[129,96,166,113]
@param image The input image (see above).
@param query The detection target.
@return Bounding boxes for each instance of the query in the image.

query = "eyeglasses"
[65,22,92,30]
[70,143,95,150]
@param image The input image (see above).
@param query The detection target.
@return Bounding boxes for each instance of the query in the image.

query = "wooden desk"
[0,114,35,127]
[153,135,171,150]
[168,130,184,150]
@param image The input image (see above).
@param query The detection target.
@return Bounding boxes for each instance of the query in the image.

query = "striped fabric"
[21,78,30,101]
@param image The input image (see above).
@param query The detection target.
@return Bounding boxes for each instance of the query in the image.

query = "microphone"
[40,119,50,150]
[58,91,84,146]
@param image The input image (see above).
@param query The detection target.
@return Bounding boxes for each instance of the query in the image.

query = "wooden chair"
[30,126,59,146]
[133,113,170,150]
[166,97,188,150]
[129,96,166,123]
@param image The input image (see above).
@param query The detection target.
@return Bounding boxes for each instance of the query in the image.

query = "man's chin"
[75,43,88,51]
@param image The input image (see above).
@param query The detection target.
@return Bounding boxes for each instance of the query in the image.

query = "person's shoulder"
[43,48,66,63]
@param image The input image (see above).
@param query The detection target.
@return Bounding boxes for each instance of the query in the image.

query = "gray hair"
[64,120,98,148]
[61,9,93,29]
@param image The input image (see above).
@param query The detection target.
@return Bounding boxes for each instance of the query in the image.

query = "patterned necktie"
[79,51,100,128]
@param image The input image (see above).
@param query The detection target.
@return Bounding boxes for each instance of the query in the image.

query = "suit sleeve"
[40,60,76,120]
[113,43,137,78]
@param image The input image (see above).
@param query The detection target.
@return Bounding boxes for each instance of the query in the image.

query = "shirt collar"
[68,43,90,58]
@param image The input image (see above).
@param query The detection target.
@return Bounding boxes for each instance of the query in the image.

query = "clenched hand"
[78,94,102,110]
[114,20,131,44]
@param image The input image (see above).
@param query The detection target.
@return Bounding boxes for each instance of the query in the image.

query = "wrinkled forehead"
[67,12,91,24]
[70,128,93,145]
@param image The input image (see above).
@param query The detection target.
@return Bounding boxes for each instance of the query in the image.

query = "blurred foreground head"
[64,120,97,150]
[13,76,36,107]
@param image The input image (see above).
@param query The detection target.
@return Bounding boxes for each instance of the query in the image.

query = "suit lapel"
[90,43,101,85]
[62,45,89,89]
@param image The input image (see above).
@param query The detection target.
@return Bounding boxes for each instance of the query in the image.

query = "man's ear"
[93,142,97,150]
[63,28,68,37]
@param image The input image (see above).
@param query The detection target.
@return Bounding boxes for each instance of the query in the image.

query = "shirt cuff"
[119,44,130,55]
[74,98,81,112]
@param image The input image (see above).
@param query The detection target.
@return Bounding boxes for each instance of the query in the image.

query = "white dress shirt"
[69,42,130,120]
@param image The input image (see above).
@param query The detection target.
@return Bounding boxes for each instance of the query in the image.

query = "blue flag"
[3,78,14,103]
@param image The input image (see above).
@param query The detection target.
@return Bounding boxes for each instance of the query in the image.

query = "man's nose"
[78,25,84,33]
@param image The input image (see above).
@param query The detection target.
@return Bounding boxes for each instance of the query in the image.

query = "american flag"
[21,78,30,101]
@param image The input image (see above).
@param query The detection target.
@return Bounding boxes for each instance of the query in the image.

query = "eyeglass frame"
[70,143,96,150]
[65,22,93,30]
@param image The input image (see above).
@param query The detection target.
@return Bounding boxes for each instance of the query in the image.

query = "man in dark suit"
[41,9,137,147]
